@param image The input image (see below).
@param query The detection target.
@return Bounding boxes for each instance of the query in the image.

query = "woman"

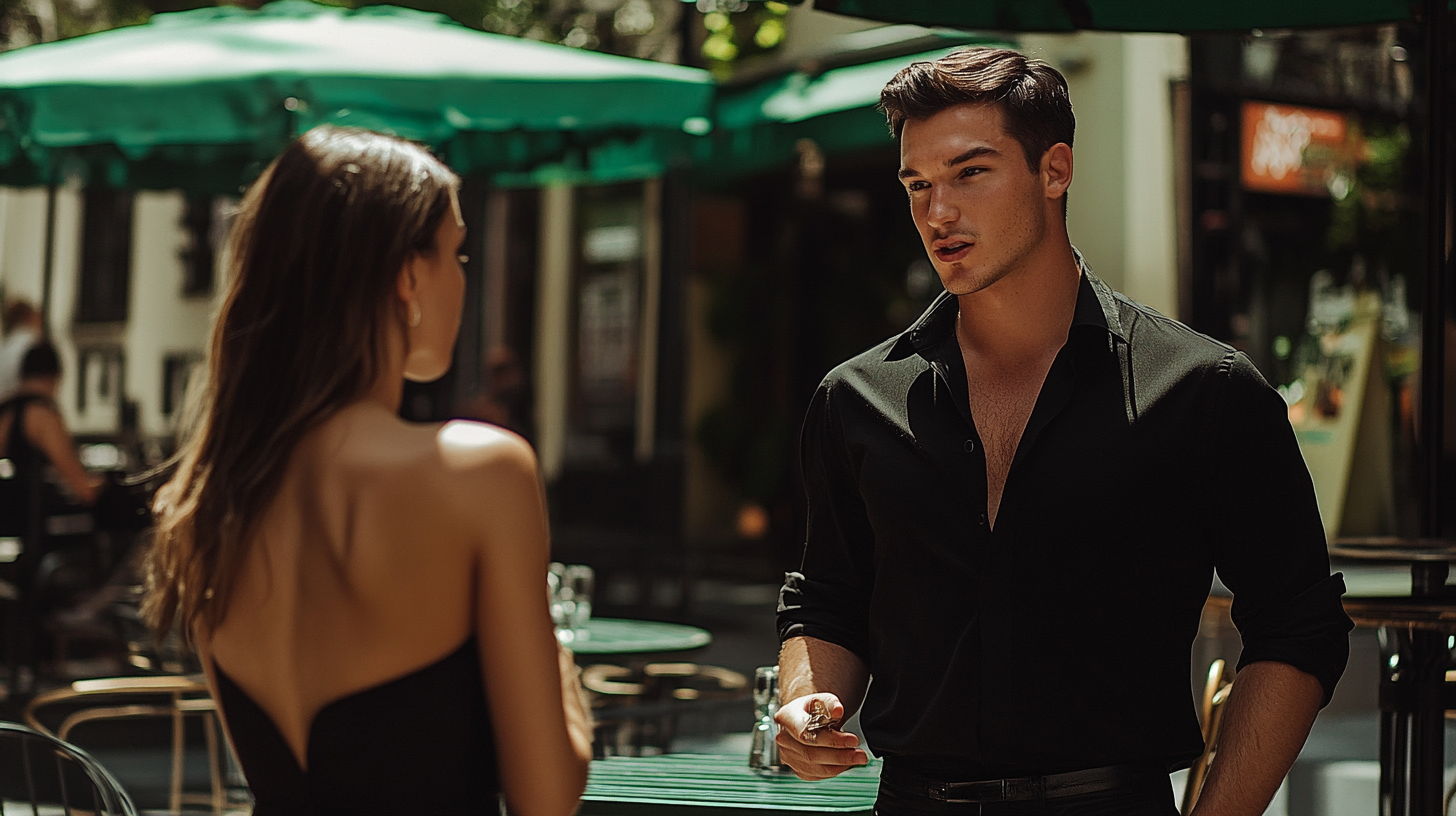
[0,342,101,508]
[143,126,592,816]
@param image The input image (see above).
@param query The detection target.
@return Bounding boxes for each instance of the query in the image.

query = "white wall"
[0,185,219,441]
[0,187,48,305]
[1020,32,1187,317]
[125,191,219,438]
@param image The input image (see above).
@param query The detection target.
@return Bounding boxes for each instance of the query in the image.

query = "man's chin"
[936,263,997,297]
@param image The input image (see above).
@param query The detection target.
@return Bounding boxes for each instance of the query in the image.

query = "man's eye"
[907,181,929,192]
[961,167,986,178]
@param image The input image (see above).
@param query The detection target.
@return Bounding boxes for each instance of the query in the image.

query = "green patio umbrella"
[708,28,1011,180]
[0,0,716,191]
[808,0,1449,31]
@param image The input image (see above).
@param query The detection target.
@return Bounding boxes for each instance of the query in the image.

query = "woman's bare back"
[203,403,491,770]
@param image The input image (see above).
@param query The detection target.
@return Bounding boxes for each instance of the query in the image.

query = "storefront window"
[1189,23,1434,538]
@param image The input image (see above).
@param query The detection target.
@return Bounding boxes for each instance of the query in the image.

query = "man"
[0,299,43,401]
[774,47,1351,816]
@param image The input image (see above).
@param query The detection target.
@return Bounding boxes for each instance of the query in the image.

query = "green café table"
[581,753,881,816]
[565,618,712,656]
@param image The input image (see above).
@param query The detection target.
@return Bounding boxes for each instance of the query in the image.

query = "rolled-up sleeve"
[1208,352,1353,705]
[778,380,877,661]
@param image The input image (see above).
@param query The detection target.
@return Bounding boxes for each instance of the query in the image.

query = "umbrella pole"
[1422,0,1449,539]
[1409,3,1449,813]
[39,183,56,333]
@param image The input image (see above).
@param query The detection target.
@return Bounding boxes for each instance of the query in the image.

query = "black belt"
[883,762,1159,804]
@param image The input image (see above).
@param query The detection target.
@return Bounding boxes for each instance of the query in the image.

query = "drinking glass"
[564,564,595,637]
[749,666,790,774]
[548,562,571,641]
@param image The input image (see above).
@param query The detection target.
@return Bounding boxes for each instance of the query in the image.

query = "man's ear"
[1041,143,1073,201]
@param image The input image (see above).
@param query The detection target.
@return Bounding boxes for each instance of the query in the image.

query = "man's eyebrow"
[898,146,1001,180]
[947,146,999,166]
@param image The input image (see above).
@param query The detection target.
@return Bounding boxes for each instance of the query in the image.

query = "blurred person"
[0,299,43,400]
[0,342,101,507]
[143,126,591,816]
[774,48,1352,816]
[459,344,532,440]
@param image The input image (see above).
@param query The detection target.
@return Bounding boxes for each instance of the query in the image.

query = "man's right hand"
[773,693,870,781]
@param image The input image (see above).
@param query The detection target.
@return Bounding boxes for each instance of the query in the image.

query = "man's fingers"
[774,696,858,747]
[775,734,868,768]
[771,692,867,781]
[799,726,860,748]
[775,693,844,734]
[790,765,853,782]
[778,751,868,781]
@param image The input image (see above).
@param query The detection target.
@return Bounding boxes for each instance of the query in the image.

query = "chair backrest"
[0,720,138,815]
[1181,659,1234,816]
[23,676,229,814]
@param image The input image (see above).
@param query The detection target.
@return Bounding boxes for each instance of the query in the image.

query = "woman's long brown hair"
[143,126,459,641]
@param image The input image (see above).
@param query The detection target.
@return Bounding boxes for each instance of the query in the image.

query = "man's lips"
[934,241,973,262]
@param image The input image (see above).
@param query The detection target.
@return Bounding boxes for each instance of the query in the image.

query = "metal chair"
[1181,658,1234,816]
[25,675,229,813]
[0,720,138,815]
[582,662,749,757]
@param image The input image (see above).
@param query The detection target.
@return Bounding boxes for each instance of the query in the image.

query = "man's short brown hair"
[880,47,1075,173]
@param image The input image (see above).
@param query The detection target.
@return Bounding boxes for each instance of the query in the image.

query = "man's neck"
[955,240,1081,364]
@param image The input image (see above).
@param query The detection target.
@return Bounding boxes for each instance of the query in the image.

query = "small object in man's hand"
[804,699,839,738]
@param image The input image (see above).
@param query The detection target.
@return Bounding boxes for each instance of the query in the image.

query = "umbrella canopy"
[0,0,715,190]
[809,0,1451,32]
[707,28,1010,180]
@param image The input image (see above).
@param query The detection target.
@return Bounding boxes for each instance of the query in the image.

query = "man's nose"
[925,188,959,231]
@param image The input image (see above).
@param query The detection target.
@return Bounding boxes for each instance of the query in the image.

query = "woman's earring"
[408,301,422,328]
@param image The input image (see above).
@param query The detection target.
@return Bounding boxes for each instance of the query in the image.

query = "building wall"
[0,185,219,443]
[0,187,48,306]
[124,191,221,438]
[1021,32,1187,316]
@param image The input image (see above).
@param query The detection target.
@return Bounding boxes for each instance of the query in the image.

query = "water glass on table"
[547,562,594,643]
[564,565,594,636]
[749,666,791,774]
[548,562,568,632]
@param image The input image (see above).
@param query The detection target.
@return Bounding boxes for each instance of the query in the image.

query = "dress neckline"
[212,635,478,774]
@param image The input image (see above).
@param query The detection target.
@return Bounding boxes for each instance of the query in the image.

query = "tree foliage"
[1,0,790,74]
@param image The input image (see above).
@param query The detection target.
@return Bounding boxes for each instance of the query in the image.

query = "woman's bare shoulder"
[397,419,542,520]
[433,420,537,476]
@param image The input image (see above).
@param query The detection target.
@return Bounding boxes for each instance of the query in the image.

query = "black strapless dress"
[213,636,501,815]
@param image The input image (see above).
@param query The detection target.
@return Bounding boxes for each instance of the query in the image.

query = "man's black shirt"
[778,257,1352,780]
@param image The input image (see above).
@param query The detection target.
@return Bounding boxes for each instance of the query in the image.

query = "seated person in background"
[0,342,100,506]
[0,300,44,402]
[143,125,592,816]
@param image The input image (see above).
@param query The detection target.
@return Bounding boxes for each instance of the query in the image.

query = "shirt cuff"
[777,571,872,661]
[1234,572,1353,707]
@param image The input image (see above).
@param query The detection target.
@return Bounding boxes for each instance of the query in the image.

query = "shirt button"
[964,439,976,453]
[979,512,988,526]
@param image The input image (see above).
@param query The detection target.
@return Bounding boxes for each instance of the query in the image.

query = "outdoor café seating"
[0,720,137,815]
[583,661,748,758]
[23,674,235,813]
[1180,659,1234,816]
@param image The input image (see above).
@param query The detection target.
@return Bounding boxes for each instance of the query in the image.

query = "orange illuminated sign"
[1241,101,1352,196]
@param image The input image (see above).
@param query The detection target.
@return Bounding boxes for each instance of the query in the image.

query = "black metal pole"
[676,0,698,68]
[1422,0,1448,539]
[1409,627,1446,815]
[39,183,56,333]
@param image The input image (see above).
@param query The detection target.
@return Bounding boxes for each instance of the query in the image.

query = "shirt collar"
[888,247,1125,362]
